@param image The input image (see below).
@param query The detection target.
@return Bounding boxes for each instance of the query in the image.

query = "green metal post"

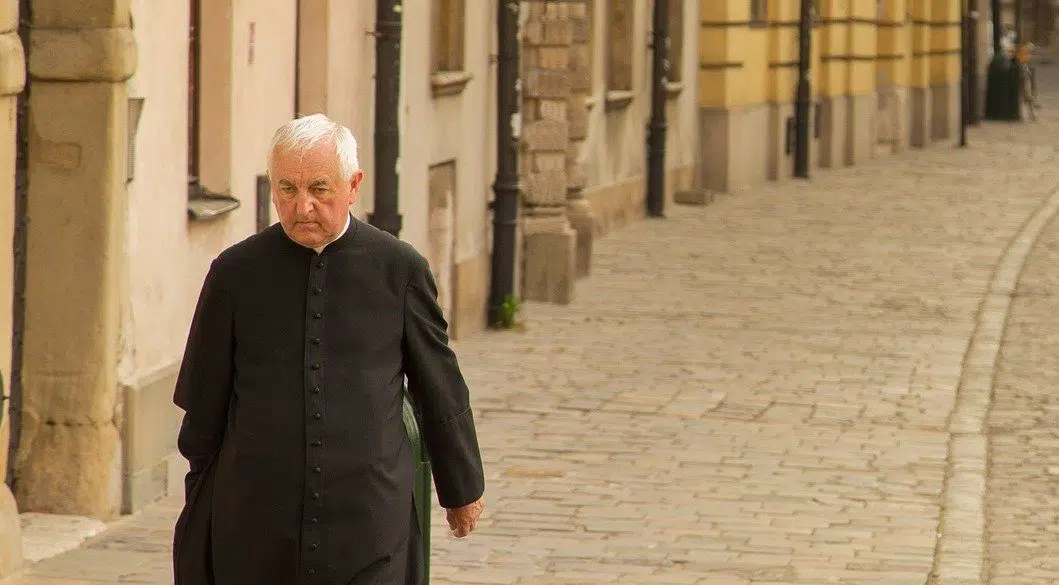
[402,394,431,584]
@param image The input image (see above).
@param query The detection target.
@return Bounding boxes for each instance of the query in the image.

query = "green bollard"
[402,393,432,585]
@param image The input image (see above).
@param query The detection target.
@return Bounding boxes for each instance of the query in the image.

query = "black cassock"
[172,217,485,585]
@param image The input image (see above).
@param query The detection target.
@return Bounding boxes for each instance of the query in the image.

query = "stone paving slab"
[985,93,1059,584]
[6,74,1059,585]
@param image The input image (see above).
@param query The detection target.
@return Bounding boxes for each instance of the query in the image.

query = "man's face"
[270,140,363,249]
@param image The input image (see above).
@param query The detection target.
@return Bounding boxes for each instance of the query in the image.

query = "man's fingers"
[446,498,485,538]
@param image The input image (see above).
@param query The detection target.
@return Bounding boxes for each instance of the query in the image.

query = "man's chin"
[283,226,327,249]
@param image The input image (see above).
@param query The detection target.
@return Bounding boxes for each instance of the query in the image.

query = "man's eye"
[311,187,328,194]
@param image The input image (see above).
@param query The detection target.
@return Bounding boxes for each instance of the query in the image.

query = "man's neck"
[313,214,351,254]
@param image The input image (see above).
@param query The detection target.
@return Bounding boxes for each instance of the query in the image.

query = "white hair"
[267,113,361,181]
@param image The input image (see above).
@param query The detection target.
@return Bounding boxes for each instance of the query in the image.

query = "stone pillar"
[0,0,24,576]
[566,2,593,278]
[520,1,576,304]
[18,0,136,518]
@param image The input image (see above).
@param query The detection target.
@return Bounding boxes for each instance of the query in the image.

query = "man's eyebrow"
[309,178,331,188]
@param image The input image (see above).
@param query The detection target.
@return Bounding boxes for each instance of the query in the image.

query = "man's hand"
[445,498,484,538]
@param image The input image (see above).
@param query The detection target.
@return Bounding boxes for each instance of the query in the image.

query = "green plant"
[493,294,521,329]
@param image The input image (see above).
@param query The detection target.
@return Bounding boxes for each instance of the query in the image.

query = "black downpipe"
[960,0,969,147]
[645,0,668,218]
[794,0,812,179]
[188,0,201,187]
[488,1,520,327]
[991,0,1002,53]
[294,0,301,117]
[8,0,30,490]
[368,0,403,238]
[968,0,980,125]
[1014,0,1023,44]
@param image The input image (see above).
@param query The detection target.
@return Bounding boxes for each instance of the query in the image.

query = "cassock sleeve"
[402,255,486,509]
[173,259,235,499]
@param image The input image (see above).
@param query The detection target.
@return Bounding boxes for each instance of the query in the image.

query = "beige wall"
[581,0,699,228]
[407,0,497,286]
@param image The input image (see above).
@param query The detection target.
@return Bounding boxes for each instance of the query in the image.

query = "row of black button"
[304,256,328,577]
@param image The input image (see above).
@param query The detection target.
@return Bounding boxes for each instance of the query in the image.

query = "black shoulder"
[353,219,428,270]
[208,223,289,280]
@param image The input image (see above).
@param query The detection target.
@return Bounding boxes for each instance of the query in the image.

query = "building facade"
[0,0,1013,577]
[698,0,966,193]
[0,0,704,573]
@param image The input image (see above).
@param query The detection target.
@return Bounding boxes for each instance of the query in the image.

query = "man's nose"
[295,191,315,216]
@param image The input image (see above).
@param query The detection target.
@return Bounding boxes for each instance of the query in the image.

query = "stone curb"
[931,185,1059,585]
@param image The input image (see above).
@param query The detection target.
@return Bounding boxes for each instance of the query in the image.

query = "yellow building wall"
[877,0,911,88]
[929,0,961,84]
[700,0,964,108]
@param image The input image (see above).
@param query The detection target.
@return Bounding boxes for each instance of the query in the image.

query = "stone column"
[520,1,577,304]
[566,2,593,277]
[18,0,136,518]
[0,0,24,575]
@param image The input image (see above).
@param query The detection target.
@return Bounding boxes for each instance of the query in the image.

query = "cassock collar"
[313,214,352,254]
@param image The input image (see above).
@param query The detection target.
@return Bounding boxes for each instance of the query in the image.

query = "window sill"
[431,70,473,98]
[604,90,635,112]
[188,183,240,221]
[665,81,684,98]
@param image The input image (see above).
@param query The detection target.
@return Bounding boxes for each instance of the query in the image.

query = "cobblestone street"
[5,71,1059,585]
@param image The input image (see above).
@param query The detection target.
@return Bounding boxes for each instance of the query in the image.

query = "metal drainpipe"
[645,0,669,218]
[960,0,970,147]
[794,0,812,179]
[991,0,1002,53]
[294,0,301,117]
[489,1,520,327]
[1014,0,1023,44]
[969,0,980,125]
[368,0,403,238]
[8,0,31,490]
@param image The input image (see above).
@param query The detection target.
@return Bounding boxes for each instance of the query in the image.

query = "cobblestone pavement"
[6,73,1059,585]
[985,70,1059,584]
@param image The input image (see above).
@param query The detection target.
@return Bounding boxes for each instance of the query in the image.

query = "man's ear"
[349,171,364,192]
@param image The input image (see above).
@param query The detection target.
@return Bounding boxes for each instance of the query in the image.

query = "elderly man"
[172,114,485,585]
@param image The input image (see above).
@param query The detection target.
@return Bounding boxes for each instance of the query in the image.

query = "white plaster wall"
[666,0,699,171]
[581,0,700,188]
[125,0,195,381]
[423,0,497,265]
[394,0,495,262]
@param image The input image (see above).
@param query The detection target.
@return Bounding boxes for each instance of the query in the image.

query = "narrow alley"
[7,65,1059,585]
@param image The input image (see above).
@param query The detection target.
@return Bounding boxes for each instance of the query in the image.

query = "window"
[606,0,634,93]
[187,0,239,219]
[431,0,465,74]
[751,0,768,25]
[667,0,685,84]
[430,0,471,97]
